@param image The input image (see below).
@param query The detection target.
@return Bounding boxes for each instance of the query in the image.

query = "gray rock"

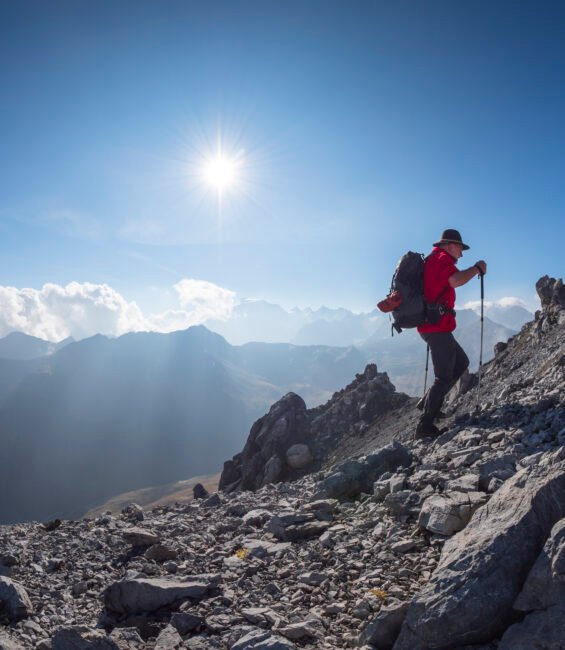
[192,483,209,499]
[316,442,412,500]
[394,448,565,649]
[513,517,565,612]
[170,612,204,635]
[52,627,120,649]
[418,492,488,536]
[0,634,23,650]
[230,629,295,649]
[384,490,424,518]
[360,600,409,649]
[445,474,480,493]
[498,604,565,649]
[108,628,144,648]
[475,454,517,489]
[242,509,273,527]
[263,455,284,484]
[298,571,328,586]
[220,392,309,493]
[278,622,316,641]
[154,625,182,650]
[285,444,313,469]
[122,527,160,547]
[200,493,222,508]
[497,518,565,649]
[0,576,33,620]
[103,575,220,615]
[121,503,144,522]
[244,539,291,559]
[144,544,178,562]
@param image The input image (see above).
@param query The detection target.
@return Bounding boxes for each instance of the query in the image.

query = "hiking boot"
[414,417,441,439]
[416,399,447,420]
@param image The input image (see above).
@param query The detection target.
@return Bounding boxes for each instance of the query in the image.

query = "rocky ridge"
[0,276,563,649]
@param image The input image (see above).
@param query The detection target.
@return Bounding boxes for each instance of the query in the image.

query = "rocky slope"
[0,276,563,650]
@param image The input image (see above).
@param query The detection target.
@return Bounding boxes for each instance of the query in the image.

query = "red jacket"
[417,247,458,334]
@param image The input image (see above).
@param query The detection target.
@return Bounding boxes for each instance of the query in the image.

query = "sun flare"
[202,154,241,191]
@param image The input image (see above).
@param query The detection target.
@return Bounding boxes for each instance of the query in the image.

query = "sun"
[202,153,241,192]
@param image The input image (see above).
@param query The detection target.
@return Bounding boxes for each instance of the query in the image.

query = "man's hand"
[449,260,488,288]
[475,260,487,276]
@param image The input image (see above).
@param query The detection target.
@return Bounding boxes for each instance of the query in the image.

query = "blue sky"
[0,0,564,338]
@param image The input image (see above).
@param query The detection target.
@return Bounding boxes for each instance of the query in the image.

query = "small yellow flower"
[369,588,388,601]
[234,548,249,560]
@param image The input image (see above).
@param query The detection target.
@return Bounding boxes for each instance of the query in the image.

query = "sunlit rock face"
[219,363,409,493]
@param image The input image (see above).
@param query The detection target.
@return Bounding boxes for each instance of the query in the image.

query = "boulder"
[360,600,409,649]
[219,393,309,492]
[394,448,565,649]
[285,444,313,469]
[315,442,412,500]
[384,490,425,518]
[497,518,565,649]
[0,576,33,621]
[418,492,488,536]
[103,575,220,615]
[122,527,160,547]
[536,275,565,311]
[192,483,209,499]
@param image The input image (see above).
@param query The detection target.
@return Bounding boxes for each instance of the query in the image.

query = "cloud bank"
[462,296,533,311]
[0,280,237,342]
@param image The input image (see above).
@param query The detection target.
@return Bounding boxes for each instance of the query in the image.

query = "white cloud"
[463,296,530,311]
[172,279,237,322]
[0,279,237,342]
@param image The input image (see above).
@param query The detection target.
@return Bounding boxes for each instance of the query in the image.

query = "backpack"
[377,251,451,334]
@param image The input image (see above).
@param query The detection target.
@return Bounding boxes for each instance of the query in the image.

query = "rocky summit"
[0,276,564,650]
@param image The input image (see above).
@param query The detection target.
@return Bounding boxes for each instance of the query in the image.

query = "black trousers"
[420,331,469,419]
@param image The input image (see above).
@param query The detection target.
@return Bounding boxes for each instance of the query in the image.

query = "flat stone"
[103,575,220,615]
[231,629,296,649]
[51,627,120,649]
[122,527,160,547]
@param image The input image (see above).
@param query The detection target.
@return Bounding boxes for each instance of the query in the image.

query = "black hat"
[433,229,470,250]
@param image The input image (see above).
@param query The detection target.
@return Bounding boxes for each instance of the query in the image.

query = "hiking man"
[416,229,487,438]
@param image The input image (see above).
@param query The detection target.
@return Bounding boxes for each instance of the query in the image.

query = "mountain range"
[0,301,532,524]
[0,327,366,524]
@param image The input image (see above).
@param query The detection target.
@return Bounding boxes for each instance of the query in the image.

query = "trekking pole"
[423,343,430,396]
[477,271,485,405]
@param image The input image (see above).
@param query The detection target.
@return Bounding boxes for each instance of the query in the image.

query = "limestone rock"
[103,575,220,615]
[51,627,120,649]
[497,518,565,649]
[418,491,488,536]
[360,600,409,649]
[394,449,565,649]
[220,393,309,492]
[0,634,23,650]
[122,527,160,547]
[315,442,412,500]
[285,444,312,469]
[230,629,295,649]
[0,576,33,621]
[192,483,209,500]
